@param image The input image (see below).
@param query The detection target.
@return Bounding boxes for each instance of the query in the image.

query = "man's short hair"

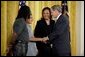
[51,5,62,13]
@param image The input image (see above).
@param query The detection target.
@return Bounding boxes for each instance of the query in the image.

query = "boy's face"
[26,15,33,24]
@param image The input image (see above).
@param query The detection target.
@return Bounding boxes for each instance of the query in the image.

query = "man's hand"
[42,37,49,44]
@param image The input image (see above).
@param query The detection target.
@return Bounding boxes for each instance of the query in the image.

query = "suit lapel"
[53,15,63,31]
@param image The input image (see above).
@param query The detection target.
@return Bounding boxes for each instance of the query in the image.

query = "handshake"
[41,37,49,44]
[29,36,49,44]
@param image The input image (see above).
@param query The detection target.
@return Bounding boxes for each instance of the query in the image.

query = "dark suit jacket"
[48,15,71,56]
[34,19,55,50]
[34,19,55,38]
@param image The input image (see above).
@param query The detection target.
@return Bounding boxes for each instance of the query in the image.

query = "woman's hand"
[41,37,49,44]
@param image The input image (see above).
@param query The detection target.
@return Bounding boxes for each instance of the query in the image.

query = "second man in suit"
[43,5,71,56]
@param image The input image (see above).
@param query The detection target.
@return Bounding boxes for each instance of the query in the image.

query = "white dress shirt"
[54,13,62,23]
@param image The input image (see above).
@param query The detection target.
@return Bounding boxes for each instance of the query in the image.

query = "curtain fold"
[1,1,7,56]
[68,1,77,56]
[1,1,19,56]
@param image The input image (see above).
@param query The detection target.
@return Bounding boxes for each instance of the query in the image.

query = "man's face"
[51,9,59,18]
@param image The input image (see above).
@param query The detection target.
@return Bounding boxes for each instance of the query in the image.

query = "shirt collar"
[54,13,62,23]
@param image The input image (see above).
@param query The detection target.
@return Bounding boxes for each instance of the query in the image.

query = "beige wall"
[76,1,84,56]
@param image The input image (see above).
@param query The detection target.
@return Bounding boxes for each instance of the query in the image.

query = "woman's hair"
[41,7,52,20]
[16,5,31,21]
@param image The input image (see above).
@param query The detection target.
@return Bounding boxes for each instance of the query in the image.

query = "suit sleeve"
[48,17,69,42]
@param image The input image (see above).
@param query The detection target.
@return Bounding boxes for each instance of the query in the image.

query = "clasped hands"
[41,37,49,44]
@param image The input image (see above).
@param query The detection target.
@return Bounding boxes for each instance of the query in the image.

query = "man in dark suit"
[43,5,71,56]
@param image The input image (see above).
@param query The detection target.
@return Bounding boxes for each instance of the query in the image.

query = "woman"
[34,7,55,56]
[25,15,43,56]
[8,5,43,56]
[11,5,31,56]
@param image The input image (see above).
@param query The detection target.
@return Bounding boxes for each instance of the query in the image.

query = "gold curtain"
[1,1,77,56]
[1,1,7,56]
[1,1,19,56]
[68,1,77,56]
